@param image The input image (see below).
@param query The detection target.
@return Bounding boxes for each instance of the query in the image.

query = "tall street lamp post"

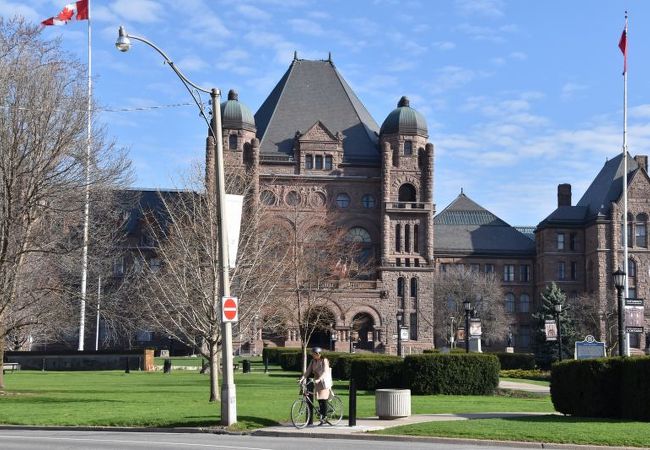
[349,324,354,354]
[463,299,472,353]
[115,26,237,425]
[613,267,627,357]
[554,303,563,361]
[396,313,403,357]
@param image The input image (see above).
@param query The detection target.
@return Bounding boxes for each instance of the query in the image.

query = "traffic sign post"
[222,297,239,323]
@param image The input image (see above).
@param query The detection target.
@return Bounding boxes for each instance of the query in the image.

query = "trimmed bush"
[551,358,623,418]
[493,352,536,370]
[262,347,302,365]
[278,351,303,371]
[326,352,383,380]
[552,357,650,420]
[403,353,500,395]
[500,369,550,381]
[350,356,403,390]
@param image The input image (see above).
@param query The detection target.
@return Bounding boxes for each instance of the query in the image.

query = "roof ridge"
[330,62,380,146]
[257,61,297,152]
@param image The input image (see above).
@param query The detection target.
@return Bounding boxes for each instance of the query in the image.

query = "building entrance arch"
[352,312,375,350]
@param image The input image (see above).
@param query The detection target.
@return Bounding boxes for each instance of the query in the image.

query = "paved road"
[0,430,554,450]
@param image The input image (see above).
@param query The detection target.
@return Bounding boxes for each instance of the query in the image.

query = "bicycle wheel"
[326,395,343,425]
[290,398,311,428]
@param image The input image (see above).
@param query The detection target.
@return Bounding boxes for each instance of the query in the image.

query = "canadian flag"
[41,0,89,26]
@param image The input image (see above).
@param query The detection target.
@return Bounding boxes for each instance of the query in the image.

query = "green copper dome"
[380,96,428,136]
[221,89,256,132]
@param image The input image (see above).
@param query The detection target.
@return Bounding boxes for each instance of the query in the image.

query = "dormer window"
[324,155,333,170]
[404,140,412,156]
[315,155,323,169]
[305,154,313,169]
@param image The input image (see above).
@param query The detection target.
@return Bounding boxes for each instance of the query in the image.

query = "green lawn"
[375,416,650,448]
[0,361,553,430]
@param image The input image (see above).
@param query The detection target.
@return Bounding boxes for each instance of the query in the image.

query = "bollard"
[242,359,251,373]
[163,358,172,374]
[125,358,130,374]
[41,358,46,372]
[349,379,357,426]
[264,356,268,373]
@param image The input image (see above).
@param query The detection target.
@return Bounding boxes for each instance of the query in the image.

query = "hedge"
[551,357,650,420]
[350,356,404,390]
[493,352,536,370]
[262,347,302,365]
[500,369,550,381]
[403,353,500,395]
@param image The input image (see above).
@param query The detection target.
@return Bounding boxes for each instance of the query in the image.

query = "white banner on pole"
[225,194,243,268]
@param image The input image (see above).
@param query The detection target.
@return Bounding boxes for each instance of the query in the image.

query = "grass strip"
[375,415,650,448]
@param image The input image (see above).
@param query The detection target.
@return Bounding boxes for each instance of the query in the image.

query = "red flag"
[41,0,88,26]
[619,28,627,73]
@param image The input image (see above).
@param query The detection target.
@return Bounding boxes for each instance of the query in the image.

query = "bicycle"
[290,379,343,428]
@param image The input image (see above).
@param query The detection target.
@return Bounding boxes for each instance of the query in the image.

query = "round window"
[336,193,351,208]
[260,190,276,206]
[362,194,376,208]
[286,191,301,206]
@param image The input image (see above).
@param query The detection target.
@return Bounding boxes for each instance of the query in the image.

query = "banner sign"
[625,298,644,333]
[575,335,606,360]
[469,318,482,336]
[544,319,558,341]
[457,327,465,342]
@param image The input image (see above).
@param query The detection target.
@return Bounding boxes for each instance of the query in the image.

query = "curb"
[0,425,248,436]
[251,429,642,450]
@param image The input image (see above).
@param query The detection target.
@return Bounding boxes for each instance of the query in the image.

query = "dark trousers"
[318,399,327,419]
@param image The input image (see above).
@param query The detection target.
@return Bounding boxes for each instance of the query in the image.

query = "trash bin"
[163,359,172,374]
[242,359,251,373]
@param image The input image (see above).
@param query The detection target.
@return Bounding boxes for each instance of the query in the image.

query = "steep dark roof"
[434,193,535,256]
[576,152,638,218]
[254,59,380,162]
[537,153,638,228]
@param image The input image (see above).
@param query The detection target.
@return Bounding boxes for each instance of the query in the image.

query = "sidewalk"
[254,412,553,436]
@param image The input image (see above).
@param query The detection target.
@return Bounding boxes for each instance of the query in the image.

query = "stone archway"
[352,312,375,350]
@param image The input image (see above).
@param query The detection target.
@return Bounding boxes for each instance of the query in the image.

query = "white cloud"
[561,82,589,101]
[456,23,517,43]
[236,4,271,21]
[176,55,208,72]
[428,66,488,95]
[629,104,650,119]
[454,0,505,18]
[433,41,456,51]
[509,51,527,61]
[109,0,163,24]
[1,0,40,22]
[289,19,325,36]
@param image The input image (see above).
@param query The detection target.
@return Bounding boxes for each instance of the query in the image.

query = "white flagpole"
[78,0,92,351]
[622,11,630,356]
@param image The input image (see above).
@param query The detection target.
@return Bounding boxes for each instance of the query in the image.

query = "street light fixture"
[463,299,472,353]
[554,303,563,361]
[115,26,237,425]
[612,267,627,357]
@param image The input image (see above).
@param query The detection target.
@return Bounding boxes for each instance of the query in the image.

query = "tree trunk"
[0,321,5,390]
[301,344,307,374]
[209,342,220,402]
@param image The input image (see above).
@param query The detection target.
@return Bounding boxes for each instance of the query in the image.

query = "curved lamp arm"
[116,26,218,134]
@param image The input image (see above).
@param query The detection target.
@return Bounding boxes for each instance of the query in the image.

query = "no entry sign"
[222,296,239,323]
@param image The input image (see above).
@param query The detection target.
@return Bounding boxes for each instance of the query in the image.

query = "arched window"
[628,258,637,278]
[417,147,425,169]
[413,225,419,252]
[336,193,350,208]
[519,294,530,313]
[346,227,373,266]
[229,134,237,150]
[410,278,418,297]
[505,293,515,313]
[636,213,647,248]
[404,140,413,156]
[398,184,417,202]
[397,277,405,297]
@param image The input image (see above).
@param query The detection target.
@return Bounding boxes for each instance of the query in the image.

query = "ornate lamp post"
[613,267,627,357]
[554,303,563,361]
[115,26,237,425]
[463,299,472,353]
[396,312,403,357]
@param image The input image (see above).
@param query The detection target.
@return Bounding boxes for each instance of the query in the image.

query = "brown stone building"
[115,57,648,355]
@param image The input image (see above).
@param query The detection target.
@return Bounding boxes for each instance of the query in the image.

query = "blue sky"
[7,0,650,226]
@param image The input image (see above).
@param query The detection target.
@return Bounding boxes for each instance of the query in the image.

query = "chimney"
[634,155,647,172]
[558,183,571,207]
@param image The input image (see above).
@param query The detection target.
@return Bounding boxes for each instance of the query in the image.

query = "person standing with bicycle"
[299,347,332,425]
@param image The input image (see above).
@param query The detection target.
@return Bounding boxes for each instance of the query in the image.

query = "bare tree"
[432,265,507,347]
[270,204,365,371]
[136,168,286,402]
[570,292,618,355]
[0,19,130,389]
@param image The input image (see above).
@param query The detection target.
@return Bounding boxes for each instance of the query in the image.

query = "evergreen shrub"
[403,353,500,395]
[500,369,550,381]
[494,352,536,370]
[350,356,403,390]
